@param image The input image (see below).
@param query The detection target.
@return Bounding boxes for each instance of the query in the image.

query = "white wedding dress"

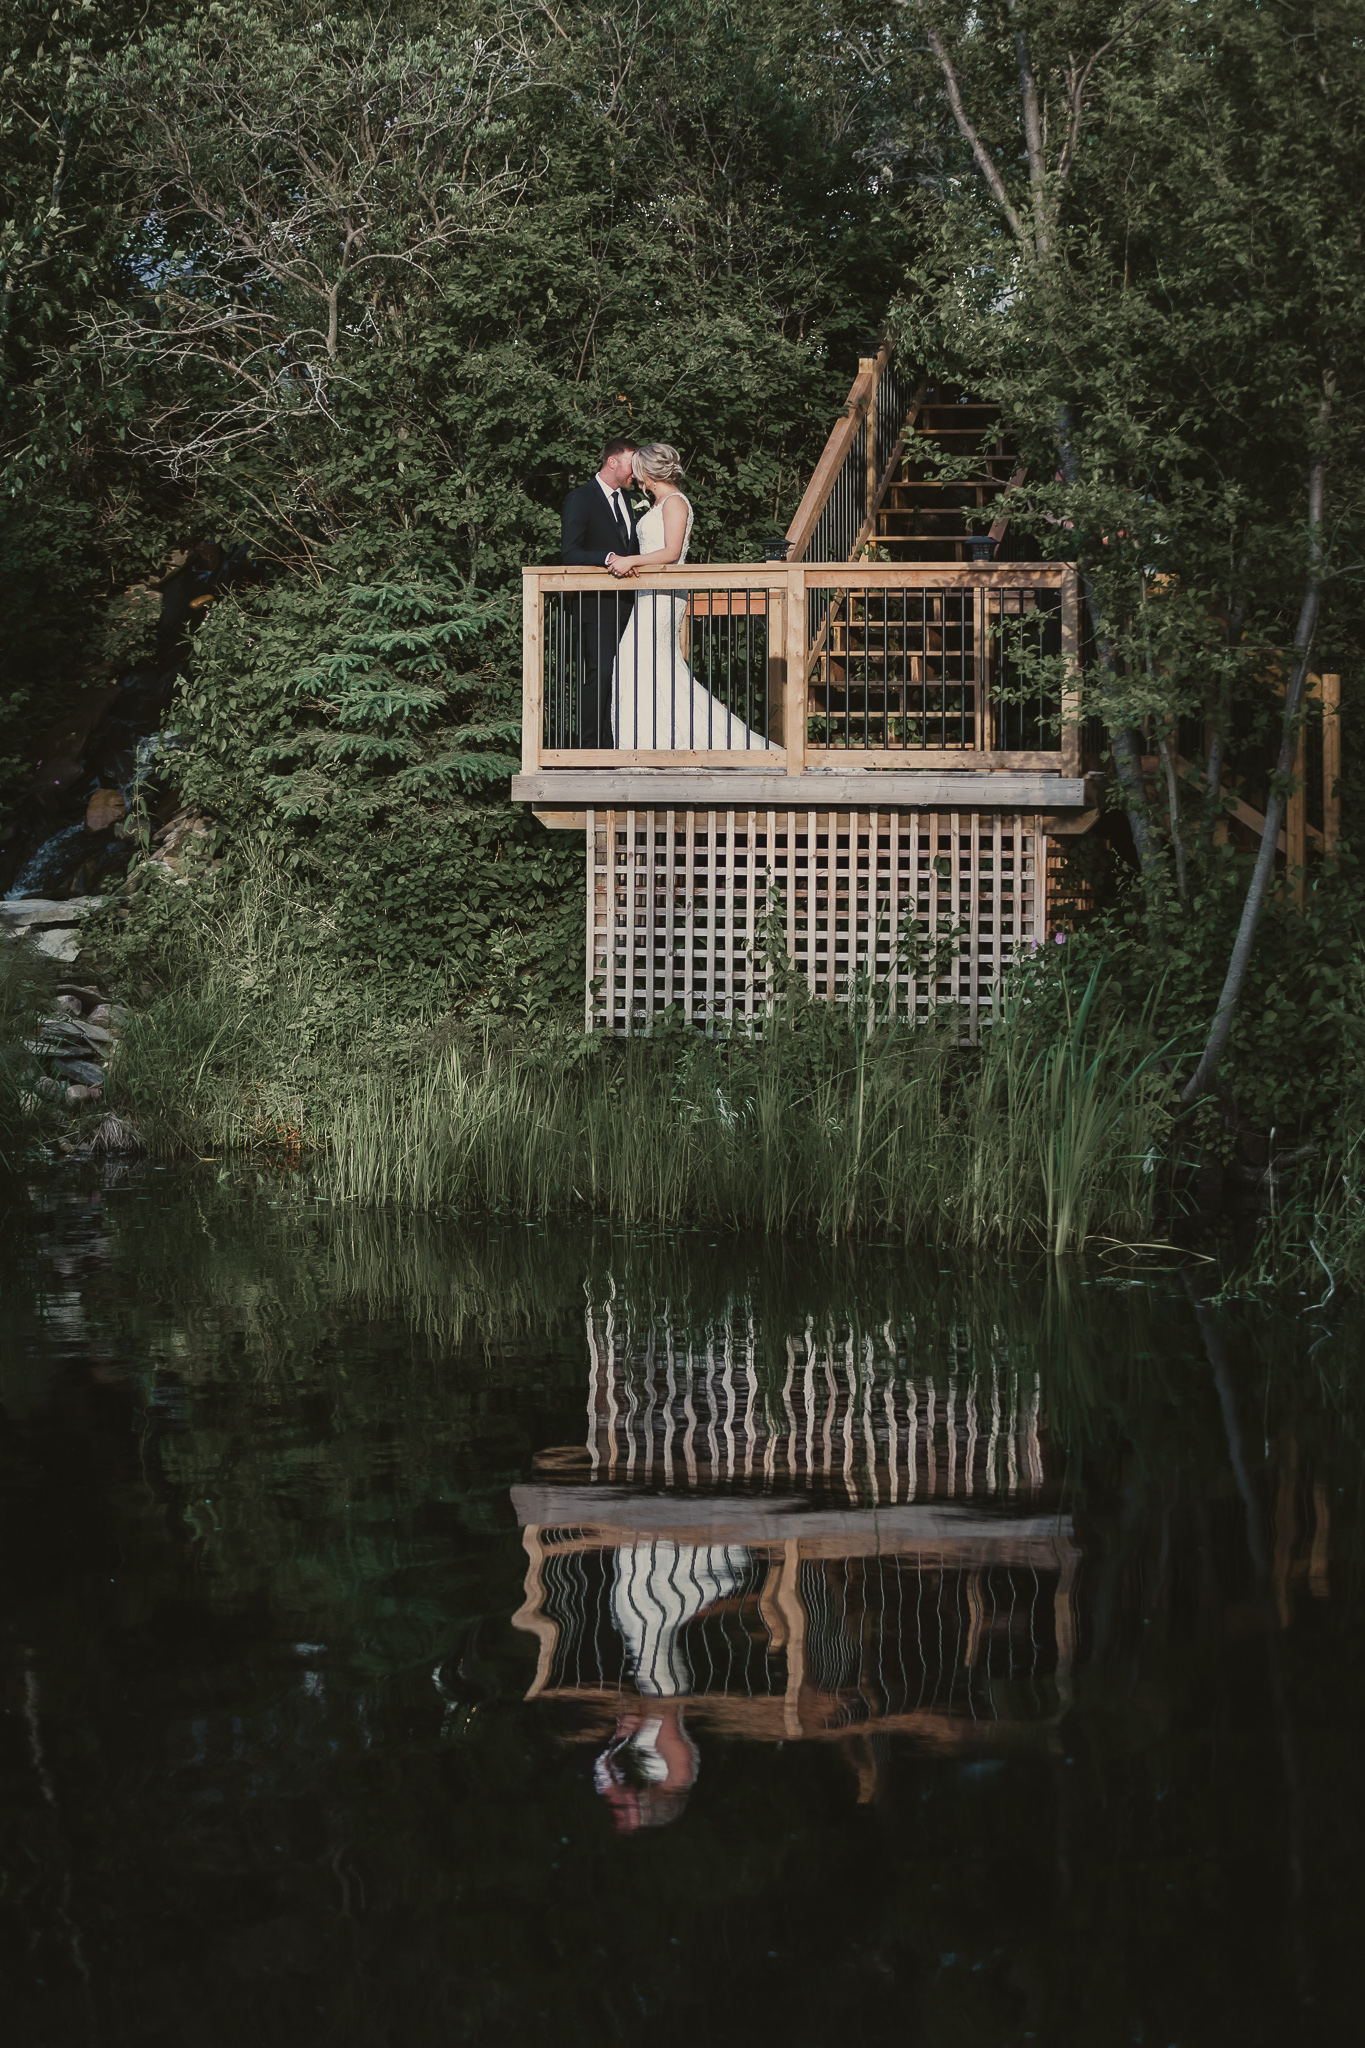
[612,496,775,751]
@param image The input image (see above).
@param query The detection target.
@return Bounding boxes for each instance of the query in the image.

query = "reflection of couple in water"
[559,437,768,753]
[592,1539,748,1833]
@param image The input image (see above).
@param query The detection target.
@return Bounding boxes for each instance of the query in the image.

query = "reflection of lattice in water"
[585,1307,1049,1507]
[587,807,1046,1037]
[511,1307,1078,1749]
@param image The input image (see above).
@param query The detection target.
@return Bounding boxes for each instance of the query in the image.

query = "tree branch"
[917,7,1029,246]
[1056,1,1167,186]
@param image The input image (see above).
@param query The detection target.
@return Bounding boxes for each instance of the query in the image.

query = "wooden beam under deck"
[514,768,1088,814]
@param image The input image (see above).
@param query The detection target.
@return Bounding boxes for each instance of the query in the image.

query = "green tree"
[890,0,1364,1094]
[41,0,907,1007]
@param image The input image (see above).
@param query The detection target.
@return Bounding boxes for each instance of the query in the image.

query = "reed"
[310,979,1170,1253]
[97,860,1174,1252]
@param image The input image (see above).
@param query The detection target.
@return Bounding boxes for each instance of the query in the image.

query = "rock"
[85,788,126,832]
[54,983,102,1008]
[64,1083,103,1107]
[32,753,86,796]
[0,900,103,965]
[91,1113,142,1155]
[42,1017,114,1053]
[58,1058,105,1088]
[0,897,104,927]
[145,806,215,879]
[40,1019,94,1046]
[32,928,83,963]
[55,993,84,1017]
[34,1075,65,1101]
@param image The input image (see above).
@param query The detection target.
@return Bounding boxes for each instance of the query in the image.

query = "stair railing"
[784,342,928,694]
[786,341,921,566]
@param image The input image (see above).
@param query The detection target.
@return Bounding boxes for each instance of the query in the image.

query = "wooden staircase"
[784,347,1028,568]
[872,380,1025,563]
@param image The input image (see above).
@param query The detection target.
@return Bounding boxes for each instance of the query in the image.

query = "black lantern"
[856,336,882,361]
[963,531,998,563]
[763,536,793,561]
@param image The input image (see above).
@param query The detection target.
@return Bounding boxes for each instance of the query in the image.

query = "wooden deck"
[514,355,1092,1028]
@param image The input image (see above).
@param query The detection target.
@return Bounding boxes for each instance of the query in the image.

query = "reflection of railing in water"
[512,1314,1079,1777]
[518,1520,1071,1737]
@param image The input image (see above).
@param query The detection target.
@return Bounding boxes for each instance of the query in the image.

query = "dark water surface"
[2,1170,1363,2047]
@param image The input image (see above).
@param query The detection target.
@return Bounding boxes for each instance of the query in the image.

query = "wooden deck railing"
[516,559,1082,804]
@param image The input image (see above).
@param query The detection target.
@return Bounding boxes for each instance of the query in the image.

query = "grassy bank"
[114,1002,1172,1254]
[67,867,1175,1253]
[7,854,1360,1282]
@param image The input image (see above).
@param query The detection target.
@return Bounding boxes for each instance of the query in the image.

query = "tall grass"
[96,861,1173,1253]
[313,973,1168,1251]
[104,861,425,1155]
[1225,962,1365,1298]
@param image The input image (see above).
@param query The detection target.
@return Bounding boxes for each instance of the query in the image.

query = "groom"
[561,437,640,748]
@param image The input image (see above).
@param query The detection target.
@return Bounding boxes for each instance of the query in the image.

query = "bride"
[607,443,774,752]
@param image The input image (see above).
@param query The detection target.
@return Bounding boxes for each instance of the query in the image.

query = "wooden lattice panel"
[588,808,1047,1035]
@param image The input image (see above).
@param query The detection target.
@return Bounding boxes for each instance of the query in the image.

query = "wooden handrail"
[1171,673,1341,878]
[988,465,1028,550]
[788,342,1028,568]
[849,375,928,559]
[784,342,889,561]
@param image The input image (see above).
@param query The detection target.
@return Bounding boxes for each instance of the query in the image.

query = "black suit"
[561,480,640,748]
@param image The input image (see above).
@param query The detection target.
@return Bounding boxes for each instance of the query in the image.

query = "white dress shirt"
[595,473,633,547]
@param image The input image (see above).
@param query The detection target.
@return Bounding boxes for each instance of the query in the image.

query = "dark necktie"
[611,491,628,545]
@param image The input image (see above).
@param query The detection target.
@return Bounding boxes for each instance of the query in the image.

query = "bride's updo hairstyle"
[632,442,686,487]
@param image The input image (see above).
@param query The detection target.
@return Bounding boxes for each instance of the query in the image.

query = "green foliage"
[1016,850,1365,1144]
[4,0,907,994]
[891,1,1365,877]
[0,941,65,1164]
[164,566,582,1008]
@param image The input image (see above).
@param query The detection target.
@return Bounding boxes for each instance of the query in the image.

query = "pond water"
[2,1169,1361,2047]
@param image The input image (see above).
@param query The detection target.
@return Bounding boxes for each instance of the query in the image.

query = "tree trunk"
[1180,382,1332,1107]
[1160,729,1188,902]
[1200,581,1248,857]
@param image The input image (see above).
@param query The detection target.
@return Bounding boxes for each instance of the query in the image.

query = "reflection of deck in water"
[513,1314,1079,1781]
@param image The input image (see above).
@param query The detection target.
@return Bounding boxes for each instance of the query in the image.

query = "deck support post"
[1322,672,1341,865]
